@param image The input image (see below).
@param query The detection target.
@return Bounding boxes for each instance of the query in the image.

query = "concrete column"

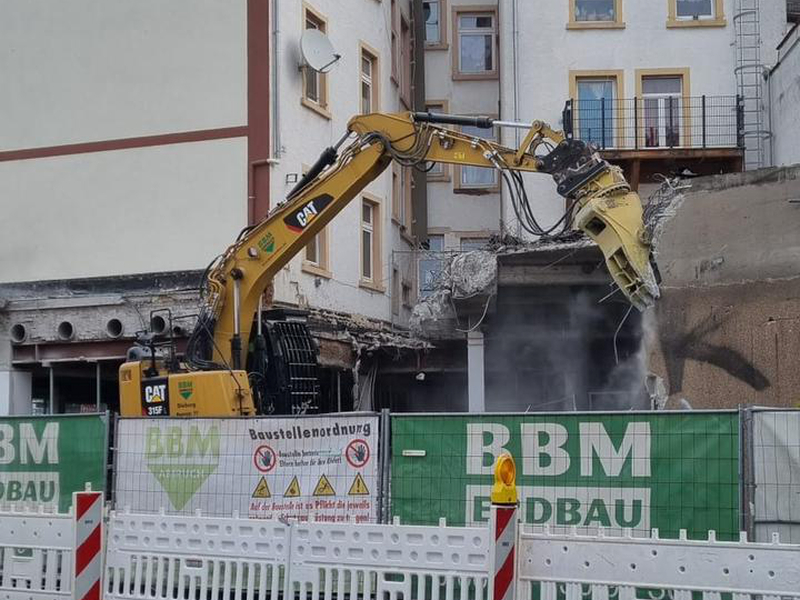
[0,369,33,415]
[467,330,486,413]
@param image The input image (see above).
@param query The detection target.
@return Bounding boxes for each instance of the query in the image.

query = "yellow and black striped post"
[490,453,518,600]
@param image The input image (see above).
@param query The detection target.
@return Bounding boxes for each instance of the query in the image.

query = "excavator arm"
[191,111,659,373]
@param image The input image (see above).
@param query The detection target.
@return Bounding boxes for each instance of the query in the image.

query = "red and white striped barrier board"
[73,490,104,600]
[491,504,517,600]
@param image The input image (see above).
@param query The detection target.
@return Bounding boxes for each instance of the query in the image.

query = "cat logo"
[284,194,334,232]
[141,378,170,416]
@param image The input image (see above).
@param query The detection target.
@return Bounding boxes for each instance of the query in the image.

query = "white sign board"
[115,414,379,523]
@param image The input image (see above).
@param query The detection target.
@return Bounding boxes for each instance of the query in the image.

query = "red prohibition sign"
[345,439,370,469]
[253,444,277,473]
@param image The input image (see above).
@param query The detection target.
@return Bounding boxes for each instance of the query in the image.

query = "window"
[360,196,383,290]
[390,0,399,83]
[402,167,412,231]
[423,0,447,48]
[419,234,444,298]
[302,5,329,116]
[568,0,623,29]
[642,76,683,148]
[668,0,725,26]
[677,0,713,18]
[454,10,497,79]
[360,45,379,114]
[575,76,618,148]
[424,101,450,180]
[458,123,498,189]
[400,15,412,105]
[392,267,401,315]
[303,226,330,276]
[575,0,615,21]
[392,164,413,230]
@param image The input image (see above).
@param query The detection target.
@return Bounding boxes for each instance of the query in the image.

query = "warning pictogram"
[284,476,301,498]
[313,474,336,496]
[348,472,370,496]
[253,445,277,473]
[345,439,370,469]
[252,476,271,499]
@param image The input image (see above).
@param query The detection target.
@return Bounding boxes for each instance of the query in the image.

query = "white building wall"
[0,139,248,281]
[0,0,248,282]
[424,0,501,249]
[498,0,789,236]
[269,0,415,324]
[768,26,800,167]
[0,0,246,148]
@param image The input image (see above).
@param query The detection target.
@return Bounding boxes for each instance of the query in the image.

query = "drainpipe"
[271,0,281,159]
[411,0,428,243]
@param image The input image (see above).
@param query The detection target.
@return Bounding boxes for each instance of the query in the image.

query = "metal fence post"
[601,97,606,149]
[378,408,392,523]
[739,406,756,541]
[668,96,674,148]
[702,95,707,148]
[633,96,639,150]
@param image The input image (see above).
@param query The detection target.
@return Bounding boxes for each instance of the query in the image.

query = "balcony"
[562,95,744,187]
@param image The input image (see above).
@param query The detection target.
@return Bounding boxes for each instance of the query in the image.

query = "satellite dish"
[300,29,341,72]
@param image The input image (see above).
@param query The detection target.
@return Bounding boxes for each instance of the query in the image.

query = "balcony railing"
[562,95,744,151]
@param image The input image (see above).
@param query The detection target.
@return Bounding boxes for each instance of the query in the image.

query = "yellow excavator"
[119,111,660,418]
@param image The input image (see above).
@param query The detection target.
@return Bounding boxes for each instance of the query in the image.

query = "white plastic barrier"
[289,517,491,600]
[517,526,800,599]
[0,507,73,599]
[0,490,104,600]
[104,509,290,599]
[105,511,492,600]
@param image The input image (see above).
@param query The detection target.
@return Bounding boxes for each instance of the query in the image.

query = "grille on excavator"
[260,309,321,414]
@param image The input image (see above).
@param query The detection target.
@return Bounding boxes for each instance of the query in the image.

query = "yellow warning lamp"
[491,452,518,505]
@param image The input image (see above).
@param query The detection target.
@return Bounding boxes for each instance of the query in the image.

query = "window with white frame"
[676,0,714,18]
[459,124,497,188]
[304,227,328,269]
[423,0,441,44]
[574,0,616,22]
[361,199,381,284]
[642,76,683,148]
[303,9,327,109]
[360,49,377,114]
[456,12,496,75]
[576,77,617,148]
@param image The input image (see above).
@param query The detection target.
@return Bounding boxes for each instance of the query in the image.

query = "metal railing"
[563,95,744,151]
